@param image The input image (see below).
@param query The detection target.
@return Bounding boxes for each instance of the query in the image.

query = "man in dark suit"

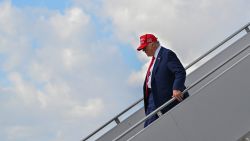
[137,34,189,127]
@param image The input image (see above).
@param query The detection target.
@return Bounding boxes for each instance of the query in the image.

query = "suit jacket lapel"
[152,47,163,79]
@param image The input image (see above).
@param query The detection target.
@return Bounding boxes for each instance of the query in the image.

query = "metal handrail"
[81,22,250,141]
[82,98,143,141]
[185,22,250,69]
[113,44,250,141]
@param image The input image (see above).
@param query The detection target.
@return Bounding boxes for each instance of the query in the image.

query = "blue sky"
[0,0,250,140]
[11,0,71,11]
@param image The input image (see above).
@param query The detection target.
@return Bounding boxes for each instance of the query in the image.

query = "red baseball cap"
[137,34,158,51]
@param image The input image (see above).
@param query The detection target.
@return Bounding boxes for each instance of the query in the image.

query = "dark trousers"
[144,92,189,128]
[144,93,158,127]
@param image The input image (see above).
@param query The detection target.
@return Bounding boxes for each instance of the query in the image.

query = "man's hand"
[172,90,183,101]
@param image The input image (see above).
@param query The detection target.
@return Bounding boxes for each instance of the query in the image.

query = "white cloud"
[49,7,90,39]
[0,0,20,36]
[61,47,89,70]
[29,62,53,82]
[128,62,148,86]
[0,2,30,71]
[0,1,136,140]
[66,98,104,119]
[8,72,38,106]
[5,125,34,140]
[37,90,48,108]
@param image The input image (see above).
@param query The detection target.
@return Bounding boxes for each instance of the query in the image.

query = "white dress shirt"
[147,45,161,88]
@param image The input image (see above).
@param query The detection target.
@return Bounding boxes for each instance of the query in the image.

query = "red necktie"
[145,56,155,98]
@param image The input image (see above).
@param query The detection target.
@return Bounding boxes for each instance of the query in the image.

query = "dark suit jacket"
[143,47,188,114]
